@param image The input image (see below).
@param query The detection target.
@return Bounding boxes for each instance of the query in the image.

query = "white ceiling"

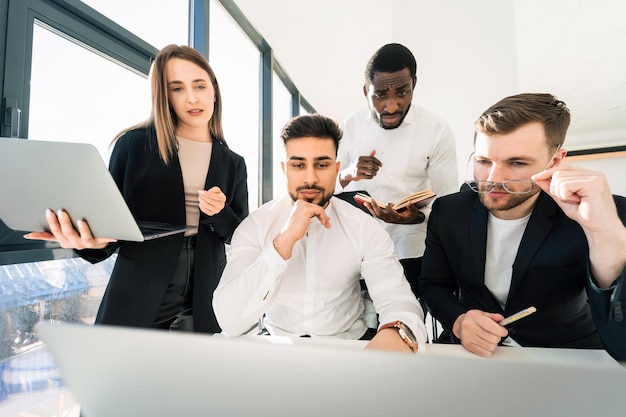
[515,0,626,147]
[232,0,626,151]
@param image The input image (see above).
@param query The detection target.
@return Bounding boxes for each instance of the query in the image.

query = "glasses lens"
[464,154,534,195]
[501,180,534,194]
[467,180,493,193]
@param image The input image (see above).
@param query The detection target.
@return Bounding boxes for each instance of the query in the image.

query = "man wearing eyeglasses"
[419,93,626,360]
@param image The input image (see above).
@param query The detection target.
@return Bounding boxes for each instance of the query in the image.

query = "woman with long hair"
[26,44,249,333]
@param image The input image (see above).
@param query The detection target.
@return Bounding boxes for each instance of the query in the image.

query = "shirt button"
[613,301,623,323]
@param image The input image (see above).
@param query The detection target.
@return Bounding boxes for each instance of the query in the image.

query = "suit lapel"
[470,198,488,284]
[507,192,557,303]
[204,140,222,189]
[470,198,503,311]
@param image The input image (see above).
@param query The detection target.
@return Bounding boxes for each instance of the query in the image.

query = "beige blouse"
[177,136,213,236]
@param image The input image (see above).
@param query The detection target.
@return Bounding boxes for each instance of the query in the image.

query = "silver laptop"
[0,138,193,241]
[36,321,626,417]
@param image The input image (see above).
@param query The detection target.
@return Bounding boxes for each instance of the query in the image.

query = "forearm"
[213,245,287,336]
[587,226,626,288]
[272,232,298,260]
[201,204,242,243]
[74,242,119,264]
[420,284,466,333]
[204,172,250,243]
[361,230,426,346]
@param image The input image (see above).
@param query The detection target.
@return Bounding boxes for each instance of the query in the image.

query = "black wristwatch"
[378,320,419,353]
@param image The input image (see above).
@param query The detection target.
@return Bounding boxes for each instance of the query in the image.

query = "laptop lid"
[36,322,626,417]
[0,138,191,242]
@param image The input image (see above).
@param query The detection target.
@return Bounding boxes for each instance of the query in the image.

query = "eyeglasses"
[465,179,535,194]
[464,153,537,195]
[464,146,562,195]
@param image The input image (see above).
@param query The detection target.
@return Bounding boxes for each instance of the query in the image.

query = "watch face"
[396,321,416,343]
[395,321,418,352]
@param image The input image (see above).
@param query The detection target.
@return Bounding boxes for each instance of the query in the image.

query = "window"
[80,0,188,49]
[272,72,293,198]
[209,0,260,209]
[0,2,188,411]
[28,22,150,161]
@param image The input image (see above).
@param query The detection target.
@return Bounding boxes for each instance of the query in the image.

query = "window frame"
[0,0,157,265]
[1,0,156,138]
[0,0,316,265]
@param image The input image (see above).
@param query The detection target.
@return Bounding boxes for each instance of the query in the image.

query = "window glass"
[0,254,116,409]
[272,72,293,199]
[80,0,189,49]
[28,22,150,163]
[209,0,260,209]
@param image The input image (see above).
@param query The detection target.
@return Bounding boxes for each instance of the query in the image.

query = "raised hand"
[198,186,226,216]
[272,200,331,260]
[339,150,382,187]
[533,164,626,287]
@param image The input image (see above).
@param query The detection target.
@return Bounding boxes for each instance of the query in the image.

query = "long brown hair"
[113,44,227,164]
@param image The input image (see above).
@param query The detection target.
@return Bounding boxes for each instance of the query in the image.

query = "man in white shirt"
[336,43,458,295]
[213,114,426,352]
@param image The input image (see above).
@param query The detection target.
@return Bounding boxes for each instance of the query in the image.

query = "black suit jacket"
[77,128,249,333]
[588,268,626,361]
[419,190,605,348]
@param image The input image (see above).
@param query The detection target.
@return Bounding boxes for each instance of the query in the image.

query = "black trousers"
[153,235,196,329]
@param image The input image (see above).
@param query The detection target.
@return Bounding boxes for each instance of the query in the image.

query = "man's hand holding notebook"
[353,189,436,212]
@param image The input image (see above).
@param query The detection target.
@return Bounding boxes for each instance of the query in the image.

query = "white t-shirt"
[484,212,531,308]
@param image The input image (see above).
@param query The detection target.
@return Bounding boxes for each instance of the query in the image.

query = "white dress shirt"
[213,195,427,347]
[336,104,459,259]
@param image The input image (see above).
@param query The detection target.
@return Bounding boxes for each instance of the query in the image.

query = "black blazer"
[419,190,606,348]
[77,128,249,333]
[588,268,626,361]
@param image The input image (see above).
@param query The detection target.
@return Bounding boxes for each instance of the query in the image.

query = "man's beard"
[479,185,540,212]
[373,102,411,130]
[289,185,333,207]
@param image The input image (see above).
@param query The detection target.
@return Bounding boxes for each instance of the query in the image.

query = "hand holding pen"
[452,307,537,357]
[499,306,537,327]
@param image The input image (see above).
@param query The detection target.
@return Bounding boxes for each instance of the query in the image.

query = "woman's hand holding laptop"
[23,209,117,249]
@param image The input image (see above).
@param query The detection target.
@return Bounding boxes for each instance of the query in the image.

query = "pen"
[499,306,537,326]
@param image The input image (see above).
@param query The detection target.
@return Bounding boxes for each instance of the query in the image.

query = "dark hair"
[280,114,342,155]
[364,43,417,84]
[474,93,571,150]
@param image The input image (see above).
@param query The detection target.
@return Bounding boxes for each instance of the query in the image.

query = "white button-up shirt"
[336,104,459,259]
[213,196,426,347]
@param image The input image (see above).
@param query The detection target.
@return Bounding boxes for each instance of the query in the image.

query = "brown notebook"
[354,189,436,212]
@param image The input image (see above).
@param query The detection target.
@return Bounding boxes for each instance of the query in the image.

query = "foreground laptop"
[36,321,626,417]
[0,138,192,242]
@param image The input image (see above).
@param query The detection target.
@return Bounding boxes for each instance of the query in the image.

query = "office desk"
[287,335,623,369]
[27,323,626,417]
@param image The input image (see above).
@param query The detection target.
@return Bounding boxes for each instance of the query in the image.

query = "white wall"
[568,155,626,197]
[391,0,519,186]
